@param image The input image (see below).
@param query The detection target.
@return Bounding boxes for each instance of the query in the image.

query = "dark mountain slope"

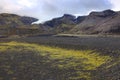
[1,10,120,35]
[43,14,76,27]
[42,14,78,33]
[42,9,120,35]
[70,10,120,34]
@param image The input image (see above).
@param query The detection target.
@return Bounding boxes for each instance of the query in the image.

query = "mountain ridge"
[41,9,120,35]
[1,9,120,36]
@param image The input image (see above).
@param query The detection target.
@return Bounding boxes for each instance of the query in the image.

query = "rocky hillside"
[70,9,120,34]
[42,14,78,33]
[1,9,120,36]
[42,9,120,35]
[0,13,45,36]
[41,14,86,34]
[0,13,38,26]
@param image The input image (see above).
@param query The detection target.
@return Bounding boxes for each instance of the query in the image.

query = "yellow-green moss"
[0,41,111,80]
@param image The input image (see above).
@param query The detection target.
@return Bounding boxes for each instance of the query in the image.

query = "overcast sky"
[0,0,119,22]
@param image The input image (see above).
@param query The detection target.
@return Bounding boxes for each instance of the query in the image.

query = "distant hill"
[1,9,120,36]
[0,13,38,26]
[42,9,120,35]
[70,9,120,34]
[0,13,45,36]
[42,14,77,33]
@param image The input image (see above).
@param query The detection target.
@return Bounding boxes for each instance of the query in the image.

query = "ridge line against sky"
[0,0,119,22]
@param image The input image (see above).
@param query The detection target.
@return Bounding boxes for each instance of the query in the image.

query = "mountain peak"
[89,9,116,17]
[63,14,76,18]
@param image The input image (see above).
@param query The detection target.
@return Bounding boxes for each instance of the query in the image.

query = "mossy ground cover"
[0,41,111,80]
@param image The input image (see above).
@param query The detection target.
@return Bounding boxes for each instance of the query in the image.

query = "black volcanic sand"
[1,35,120,54]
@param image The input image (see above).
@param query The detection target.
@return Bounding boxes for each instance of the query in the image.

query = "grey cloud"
[42,0,112,15]
[0,0,112,22]
[42,1,58,15]
[40,0,112,22]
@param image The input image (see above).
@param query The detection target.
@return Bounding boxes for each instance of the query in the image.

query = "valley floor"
[0,36,120,80]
